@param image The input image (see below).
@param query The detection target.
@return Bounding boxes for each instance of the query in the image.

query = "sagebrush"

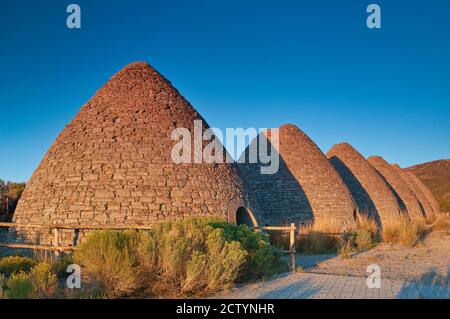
[74,218,281,298]
[29,262,58,298]
[5,272,34,299]
[74,230,142,298]
[0,256,37,277]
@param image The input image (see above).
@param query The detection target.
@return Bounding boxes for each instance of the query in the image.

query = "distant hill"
[406,160,450,213]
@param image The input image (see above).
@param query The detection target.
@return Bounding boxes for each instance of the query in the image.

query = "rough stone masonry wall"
[391,164,434,220]
[13,62,244,245]
[238,125,357,230]
[368,156,424,221]
[327,143,402,226]
[405,171,440,216]
[238,130,313,227]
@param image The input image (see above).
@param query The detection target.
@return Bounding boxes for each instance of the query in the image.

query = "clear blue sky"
[1,0,449,182]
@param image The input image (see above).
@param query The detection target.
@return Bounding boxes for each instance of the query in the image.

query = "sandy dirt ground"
[298,229,450,287]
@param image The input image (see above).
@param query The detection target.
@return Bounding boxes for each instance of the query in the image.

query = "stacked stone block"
[368,156,424,221]
[11,61,441,247]
[405,171,440,216]
[13,62,245,244]
[238,124,357,230]
[327,143,402,226]
[391,164,434,220]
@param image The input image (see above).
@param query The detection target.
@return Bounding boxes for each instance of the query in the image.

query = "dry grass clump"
[353,230,374,251]
[338,241,353,259]
[432,214,450,231]
[337,213,380,258]
[381,215,427,247]
[355,212,379,236]
[297,213,380,256]
[353,212,380,251]
[297,219,341,254]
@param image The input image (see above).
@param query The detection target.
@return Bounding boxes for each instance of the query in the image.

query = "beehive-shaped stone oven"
[326,143,402,226]
[405,170,440,217]
[391,164,435,220]
[238,124,357,230]
[367,156,424,221]
[14,62,245,243]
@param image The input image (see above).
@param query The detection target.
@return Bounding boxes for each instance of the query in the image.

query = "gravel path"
[300,229,450,286]
[219,272,450,299]
[220,230,450,299]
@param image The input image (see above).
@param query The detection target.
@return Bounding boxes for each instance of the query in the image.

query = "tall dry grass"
[381,215,427,247]
[336,212,380,258]
[432,214,450,231]
[297,219,342,254]
[338,240,353,259]
[297,213,380,255]
[355,212,379,236]
[352,212,380,251]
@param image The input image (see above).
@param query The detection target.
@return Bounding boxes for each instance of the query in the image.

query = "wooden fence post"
[53,228,60,257]
[289,223,296,272]
[73,228,80,247]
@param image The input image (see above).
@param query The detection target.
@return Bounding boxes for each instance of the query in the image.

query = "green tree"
[0,179,26,221]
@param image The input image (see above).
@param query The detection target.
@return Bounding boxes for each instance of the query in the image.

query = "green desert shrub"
[150,218,210,287]
[340,213,380,255]
[145,218,248,295]
[343,229,377,253]
[178,228,247,294]
[2,262,58,299]
[203,231,247,292]
[209,221,281,279]
[0,274,6,298]
[354,230,375,251]
[74,230,142,298]
[74,218,280,298]
[338,240,353,259]
[29,262,58,298]
[5,272,34,299]
[61,286,106,299]
[0,256,37,277]
[51,254,75,278]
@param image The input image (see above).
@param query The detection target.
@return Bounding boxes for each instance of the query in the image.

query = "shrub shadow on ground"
[256,277,320,299]
[397,267,450,299]
[294,254,338,270]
